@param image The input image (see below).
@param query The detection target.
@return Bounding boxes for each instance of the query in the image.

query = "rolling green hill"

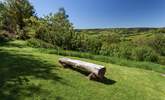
[0,40,165,100]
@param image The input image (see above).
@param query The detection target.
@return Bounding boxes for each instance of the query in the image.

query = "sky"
[29,0,165,29]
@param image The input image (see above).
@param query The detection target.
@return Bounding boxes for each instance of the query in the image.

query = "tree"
[40,8,75,50]
[0,0,35,35]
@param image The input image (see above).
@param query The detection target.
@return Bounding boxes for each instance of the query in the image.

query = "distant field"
[0,40,165,100]
[76,28,165,40]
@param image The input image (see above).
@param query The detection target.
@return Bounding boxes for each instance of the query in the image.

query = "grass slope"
[0,41,165,100]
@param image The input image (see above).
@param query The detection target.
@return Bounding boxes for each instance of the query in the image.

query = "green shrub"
[132,36,149,46]
[27,38,57,49]
[158,56,165,65]
[147,34,165,56]
[102,33,121,43]
[118,43,133,59]
[97,42,160,63]
[100,42,134,59]
[100,43,119,56]
[17,27,36,40]
[0,31,13,42]
[131,46,158,62]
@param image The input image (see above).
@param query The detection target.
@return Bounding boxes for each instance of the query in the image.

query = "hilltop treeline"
[0,0,165,64]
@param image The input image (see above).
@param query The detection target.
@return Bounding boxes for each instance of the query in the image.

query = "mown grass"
[0,40,165,100]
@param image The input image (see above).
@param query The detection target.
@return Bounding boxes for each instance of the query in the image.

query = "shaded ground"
[0,50,66,99]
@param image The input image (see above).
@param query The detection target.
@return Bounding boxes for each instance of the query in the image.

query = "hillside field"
[0,41,165,100]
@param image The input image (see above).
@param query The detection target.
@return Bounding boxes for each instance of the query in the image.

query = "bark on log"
[59,58,106,79]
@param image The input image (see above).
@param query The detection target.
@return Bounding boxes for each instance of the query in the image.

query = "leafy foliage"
[0,0,35,38]
[27,38,57,49]
[131,46,158,62]
[147,34,165,56]
[36,8,75,50]
[0,30,13,42]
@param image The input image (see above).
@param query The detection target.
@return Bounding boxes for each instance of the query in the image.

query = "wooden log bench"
[59,58,106,80]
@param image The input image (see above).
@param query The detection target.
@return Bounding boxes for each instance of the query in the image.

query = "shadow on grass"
[0,50,67,100]
[64,66,116,85]
[93,77,116,85]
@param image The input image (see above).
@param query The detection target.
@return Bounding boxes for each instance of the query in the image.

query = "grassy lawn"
[0,41,165,100]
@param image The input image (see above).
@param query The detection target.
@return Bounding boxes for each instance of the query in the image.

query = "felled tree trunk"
[59,58,106,80]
